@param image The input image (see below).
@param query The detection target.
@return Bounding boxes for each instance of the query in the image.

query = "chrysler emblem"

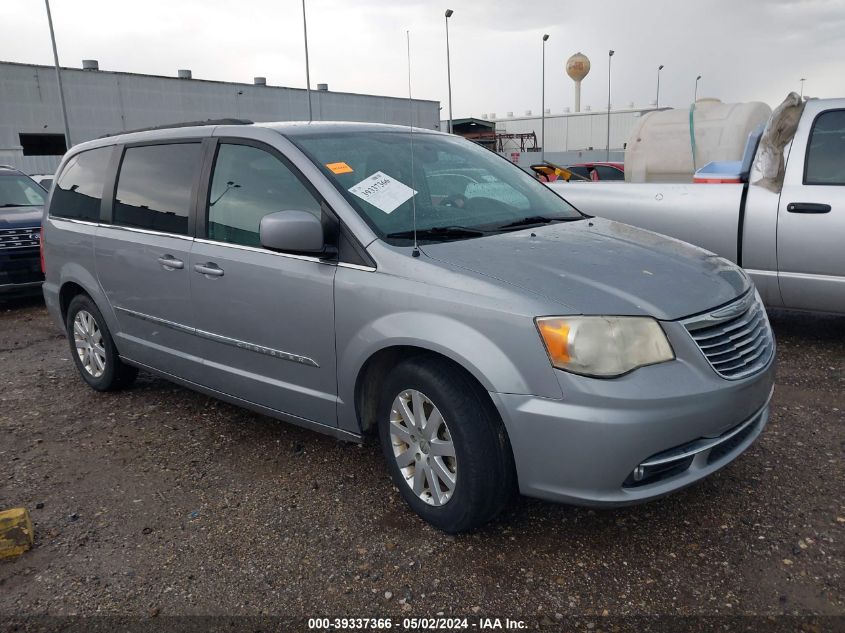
[709,294,752,320]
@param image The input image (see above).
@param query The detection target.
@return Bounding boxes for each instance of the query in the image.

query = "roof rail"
[100,118,253,138]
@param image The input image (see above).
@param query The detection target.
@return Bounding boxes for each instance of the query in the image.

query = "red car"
[565,162,625,181]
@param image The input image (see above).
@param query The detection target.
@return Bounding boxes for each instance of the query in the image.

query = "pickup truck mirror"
[259,210,325,255]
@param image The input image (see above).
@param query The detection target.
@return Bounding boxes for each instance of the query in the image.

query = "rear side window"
[207,143,322,247]
[50,147,112,221]
[114,143,201,235]
[805,110,845,186]
[595,165,624,181]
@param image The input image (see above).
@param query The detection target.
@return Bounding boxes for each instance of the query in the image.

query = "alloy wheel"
[73,310,106,378]
[389,389,458,506]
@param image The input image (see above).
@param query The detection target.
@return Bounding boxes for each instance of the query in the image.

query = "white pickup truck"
[550,97,845,314]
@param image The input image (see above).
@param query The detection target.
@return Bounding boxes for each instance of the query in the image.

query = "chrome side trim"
[337,262,377,272]
[194,327,319,367]
[194,238,324,263]
[115,306,194,333]
[50,217,100,227]
[101,224,194,241]
[194,239,376,270]
[114,306,319,367]
[744,268,777,279]
[777,270,845,283]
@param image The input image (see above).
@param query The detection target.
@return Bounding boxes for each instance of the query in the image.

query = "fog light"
[632,465,645,482]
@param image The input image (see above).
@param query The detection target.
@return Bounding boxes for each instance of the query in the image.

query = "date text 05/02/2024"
[307,617,527,630]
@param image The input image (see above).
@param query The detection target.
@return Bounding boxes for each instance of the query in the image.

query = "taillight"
[40,226,45,274]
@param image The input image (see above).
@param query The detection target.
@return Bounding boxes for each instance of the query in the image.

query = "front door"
[96,141,205,381]
[778,106,845,313]
[189,140,338,426]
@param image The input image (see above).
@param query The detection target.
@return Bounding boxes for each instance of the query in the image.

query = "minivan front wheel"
[377,357,515,533]
[66,294,138,391]
[389,388,458,507]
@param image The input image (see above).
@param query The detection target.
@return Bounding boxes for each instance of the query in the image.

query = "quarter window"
[207,143,322,247]
[50,147,112,221]
[114,143,201,235]
[805,110,845,186]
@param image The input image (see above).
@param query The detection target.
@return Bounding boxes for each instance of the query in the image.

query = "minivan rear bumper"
[491,346,775,507]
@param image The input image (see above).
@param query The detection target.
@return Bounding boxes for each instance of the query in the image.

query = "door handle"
[193,262,224,277]
[157,255,184,270]
[787,202,831,214]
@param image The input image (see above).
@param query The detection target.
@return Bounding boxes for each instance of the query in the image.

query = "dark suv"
[0,165,45,294]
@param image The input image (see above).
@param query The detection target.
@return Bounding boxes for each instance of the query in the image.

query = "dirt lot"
[0,297,843,628]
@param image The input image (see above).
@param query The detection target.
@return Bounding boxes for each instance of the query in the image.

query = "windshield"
[291,131,582,244]
[0,175,46,207]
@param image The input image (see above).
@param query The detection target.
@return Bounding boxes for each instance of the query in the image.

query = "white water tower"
[566,52,591,113]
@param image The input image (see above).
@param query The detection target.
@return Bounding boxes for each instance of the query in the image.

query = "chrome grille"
[0,227,40,250]
[683,292,774,380]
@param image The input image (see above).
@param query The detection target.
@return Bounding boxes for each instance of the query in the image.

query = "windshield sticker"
[348,171,417,214]
[326,161,353,175]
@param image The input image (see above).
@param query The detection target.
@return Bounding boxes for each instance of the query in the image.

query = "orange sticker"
[326,161,353,175]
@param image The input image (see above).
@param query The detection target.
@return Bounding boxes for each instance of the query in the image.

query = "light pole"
[44,0,71,149]
[800,77,806,98]
[606,49,614,161]
[656,64,664,109]
[301,0,313,122]
[541,34,549,162]
[694,74,701,103]
[445,9,454,134]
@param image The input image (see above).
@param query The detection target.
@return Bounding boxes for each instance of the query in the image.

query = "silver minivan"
[43,121,775,532]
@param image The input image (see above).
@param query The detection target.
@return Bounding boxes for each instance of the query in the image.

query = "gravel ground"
[0,296,842,628]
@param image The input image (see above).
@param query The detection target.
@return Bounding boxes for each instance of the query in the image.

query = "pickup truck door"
[777,105,845,313]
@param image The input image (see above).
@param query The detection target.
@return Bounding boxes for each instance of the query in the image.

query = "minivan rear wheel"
[66,294,138,391]
[377,356,515,533]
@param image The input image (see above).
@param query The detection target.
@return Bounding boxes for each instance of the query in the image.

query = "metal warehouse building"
[0,60,441,174]
[492,106,663,154]
[443,106,668,167]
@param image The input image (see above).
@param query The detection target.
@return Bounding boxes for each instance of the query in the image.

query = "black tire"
[65,294,138,391]
[377,356,516,533]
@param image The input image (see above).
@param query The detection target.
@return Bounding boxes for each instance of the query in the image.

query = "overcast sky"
[1,0,843,119]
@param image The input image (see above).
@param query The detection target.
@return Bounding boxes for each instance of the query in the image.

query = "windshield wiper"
[497,216,576,230]
[0,203,38,208]
[385,226,485,241]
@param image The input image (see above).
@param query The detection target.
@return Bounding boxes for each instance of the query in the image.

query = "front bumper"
[492,319,776,506]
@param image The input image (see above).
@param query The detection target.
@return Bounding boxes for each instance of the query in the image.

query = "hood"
[0,206,43,229]
[420,217,750,321]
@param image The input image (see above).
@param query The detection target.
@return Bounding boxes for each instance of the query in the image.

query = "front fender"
[336,310,563,434]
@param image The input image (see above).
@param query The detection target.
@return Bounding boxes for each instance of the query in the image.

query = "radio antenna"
[406,30,420,258]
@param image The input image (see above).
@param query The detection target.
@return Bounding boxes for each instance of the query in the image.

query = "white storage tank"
[624,98,771,183]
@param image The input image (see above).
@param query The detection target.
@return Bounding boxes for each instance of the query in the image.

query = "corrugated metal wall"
[493,109,660,153]
[0,62,441,174]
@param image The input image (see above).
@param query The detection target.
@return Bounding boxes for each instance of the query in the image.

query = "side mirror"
[259,210,325,254]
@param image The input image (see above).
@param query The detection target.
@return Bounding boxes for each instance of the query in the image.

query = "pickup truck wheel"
[377,357,515,533]
[66,294,138,391]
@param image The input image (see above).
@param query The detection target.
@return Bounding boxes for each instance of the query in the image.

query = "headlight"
[536,316,675,378]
